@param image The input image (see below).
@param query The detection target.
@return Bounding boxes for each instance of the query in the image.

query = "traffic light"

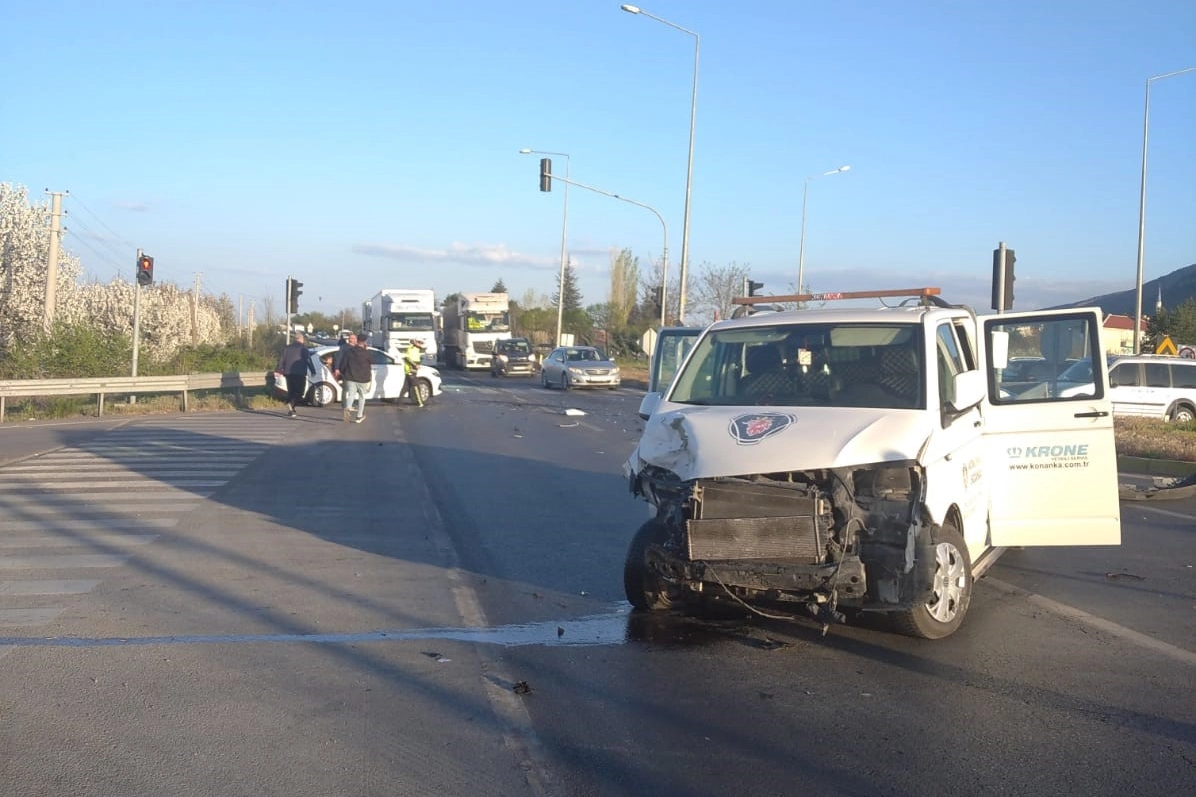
[288,277,303,314]
[1003,250,1016,308]
[539,158,552,192]
[652,285,663,316]
[748,280,764,297]
[136,254,154,286]
[991,247,1015,311]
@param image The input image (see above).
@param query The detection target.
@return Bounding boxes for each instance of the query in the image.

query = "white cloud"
[353,241,557,271]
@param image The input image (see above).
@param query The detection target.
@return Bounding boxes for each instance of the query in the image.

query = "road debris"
[513,680,532,695]
[564,408,586,416]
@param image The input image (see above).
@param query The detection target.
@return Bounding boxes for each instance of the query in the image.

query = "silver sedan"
[540,346,621,390]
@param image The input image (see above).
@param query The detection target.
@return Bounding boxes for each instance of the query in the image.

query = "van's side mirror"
[949,370,986,412]
[638,392,662,420]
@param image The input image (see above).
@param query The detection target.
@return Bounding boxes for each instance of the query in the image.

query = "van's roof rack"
[731,287,945,308]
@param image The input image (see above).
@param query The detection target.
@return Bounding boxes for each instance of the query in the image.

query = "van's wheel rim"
[927,541,967,624]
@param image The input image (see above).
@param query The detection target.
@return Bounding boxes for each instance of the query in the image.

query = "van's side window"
[935,323,966,405]
[1173,364,1196,389]
[987,314,1103,404]
[1145,363,1170,388]
[1110,363,1138,387]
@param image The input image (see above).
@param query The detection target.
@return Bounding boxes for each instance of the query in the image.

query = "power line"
[68,194,135,250]
[64,213,130,263]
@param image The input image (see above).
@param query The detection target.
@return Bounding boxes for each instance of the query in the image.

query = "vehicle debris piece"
[513,680,532,695]
[564,408,586,416]
[1105,572,1145,581]
[558,422,579,428]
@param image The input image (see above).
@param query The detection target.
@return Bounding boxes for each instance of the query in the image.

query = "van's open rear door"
[981,309,1121,547]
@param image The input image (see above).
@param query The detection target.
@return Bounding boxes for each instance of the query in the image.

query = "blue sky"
[5,0,1194,319]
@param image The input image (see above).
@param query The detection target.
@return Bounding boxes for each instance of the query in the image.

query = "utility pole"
[43,190,66,333]
[191,272,202,346]
[130,248,142,403]
[248,302,255,347]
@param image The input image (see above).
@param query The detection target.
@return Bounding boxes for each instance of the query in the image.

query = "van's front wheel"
[892,521,972,639]
[624,520,680,611]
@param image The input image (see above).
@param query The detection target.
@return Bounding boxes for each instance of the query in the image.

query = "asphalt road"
[0,373,1193,796]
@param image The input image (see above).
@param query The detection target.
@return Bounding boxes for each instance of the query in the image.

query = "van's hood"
[630,404,933,481]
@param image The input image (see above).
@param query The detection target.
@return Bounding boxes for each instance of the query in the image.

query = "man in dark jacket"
[341,334,374,423]
[276,331,315,418]
[332,332,357,381]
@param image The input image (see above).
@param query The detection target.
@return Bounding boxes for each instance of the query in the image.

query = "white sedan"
[274,345,442,407]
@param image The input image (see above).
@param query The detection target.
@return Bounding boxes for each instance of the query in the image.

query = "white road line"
[0,535,158,549]
[0,579,100,595]
[0,518,177,532]
[0,554,131,569]
[5,480,229,490]
[0,608,65,626]
[1130,504,1196,523]
[985,577,1196,666]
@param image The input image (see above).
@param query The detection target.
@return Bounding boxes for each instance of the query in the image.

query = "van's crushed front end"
[625,405,938,629]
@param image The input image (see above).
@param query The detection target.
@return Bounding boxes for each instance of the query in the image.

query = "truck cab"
[624,288,1121,638]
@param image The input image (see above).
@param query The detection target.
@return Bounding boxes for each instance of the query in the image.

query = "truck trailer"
[362,289,438,365]
[441,292,511,370]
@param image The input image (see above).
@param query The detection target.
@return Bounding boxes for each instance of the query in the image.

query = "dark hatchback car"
[490,337,536,377]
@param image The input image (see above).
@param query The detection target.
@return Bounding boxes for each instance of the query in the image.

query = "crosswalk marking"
[0,412,298,637]
[0,534,158,549]
[0,608,65,626]
[0,580,100,595]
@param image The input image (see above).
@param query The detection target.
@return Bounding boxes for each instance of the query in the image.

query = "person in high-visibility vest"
[403,340,426,407]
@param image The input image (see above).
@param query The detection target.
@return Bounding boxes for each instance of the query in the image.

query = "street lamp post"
[520,148,571,345]
[797,165,851,296]
[1133,66,1196,355]
[620,4,698,324]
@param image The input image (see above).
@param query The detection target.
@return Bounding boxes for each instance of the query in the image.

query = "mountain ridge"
[1051,262,1196,316]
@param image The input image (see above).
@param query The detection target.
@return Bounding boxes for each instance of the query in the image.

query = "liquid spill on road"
[0,603,746,650]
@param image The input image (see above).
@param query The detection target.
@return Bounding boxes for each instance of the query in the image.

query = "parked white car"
[274,345,442,406]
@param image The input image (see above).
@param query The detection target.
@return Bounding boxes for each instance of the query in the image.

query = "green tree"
[552,263,583,313]
[1147,298,1196,350]
[608,248,639,330]
[491,278,507,294]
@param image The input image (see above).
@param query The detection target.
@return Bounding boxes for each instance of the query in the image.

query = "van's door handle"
[1074,410,1109,418]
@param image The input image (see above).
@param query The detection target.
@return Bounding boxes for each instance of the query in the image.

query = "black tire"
[413,379,432,405]
[624,519,679,611]
[541,369,552,389]
[891,520,972,639]
[1169,403,1195,423]
[560,374,570,391]
[309,382,337,408]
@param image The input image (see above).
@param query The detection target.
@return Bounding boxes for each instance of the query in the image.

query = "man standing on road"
[341,333,373,423]
[332,332,357,382]
[276,331,315,418]
[403,339,426,407]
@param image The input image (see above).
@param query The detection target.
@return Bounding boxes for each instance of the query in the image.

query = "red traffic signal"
[136,255,154,286]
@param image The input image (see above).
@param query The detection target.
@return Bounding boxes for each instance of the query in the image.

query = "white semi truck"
[441,292,510,370]
[362,289,438,365]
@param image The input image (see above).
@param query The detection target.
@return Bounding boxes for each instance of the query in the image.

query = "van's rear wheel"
[624,520,680,611]
[892,521,972,639]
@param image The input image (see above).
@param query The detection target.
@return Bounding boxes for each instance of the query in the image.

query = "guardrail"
[0,372,264,423]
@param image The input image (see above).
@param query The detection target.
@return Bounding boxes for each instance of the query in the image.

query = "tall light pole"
[620,4,698,323]
[797,165,850,296]
[520,147,570,345]
[1133,66,1196,355]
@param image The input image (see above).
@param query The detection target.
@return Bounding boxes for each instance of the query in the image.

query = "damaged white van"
[623,288,1121,639]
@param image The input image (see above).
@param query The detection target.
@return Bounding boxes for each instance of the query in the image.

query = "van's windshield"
[670,322,925,410]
